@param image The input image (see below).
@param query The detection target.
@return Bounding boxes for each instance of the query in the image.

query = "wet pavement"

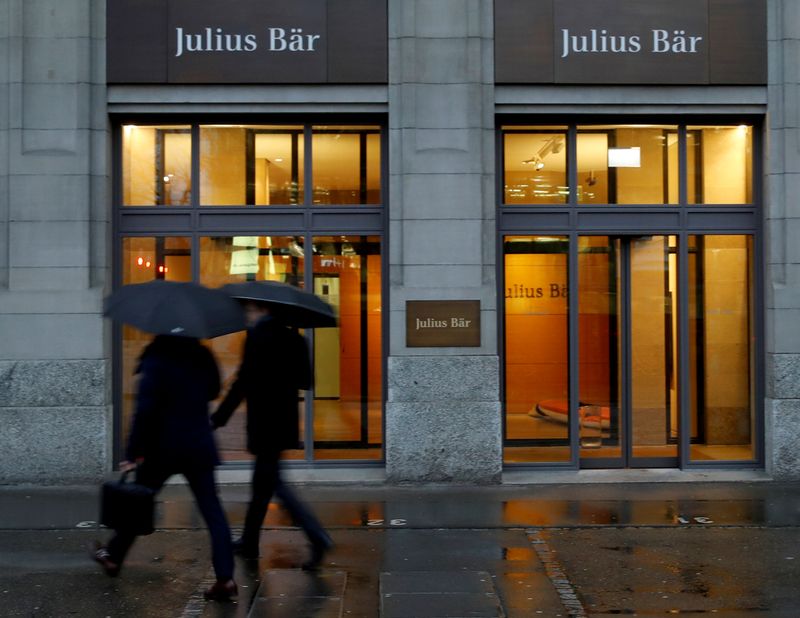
[2,479,800,616]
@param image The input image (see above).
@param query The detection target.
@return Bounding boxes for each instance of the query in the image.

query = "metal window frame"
[111,116,389,469]
[498,115,764,470]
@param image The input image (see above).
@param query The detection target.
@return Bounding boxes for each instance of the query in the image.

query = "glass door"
[578,235,679,468]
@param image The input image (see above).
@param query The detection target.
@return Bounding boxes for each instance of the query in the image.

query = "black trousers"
[107,463,234,581]
[240,451,331,550]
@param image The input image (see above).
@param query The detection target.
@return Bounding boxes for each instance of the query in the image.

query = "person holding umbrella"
[92,280,243,601]
[211,281,335,568]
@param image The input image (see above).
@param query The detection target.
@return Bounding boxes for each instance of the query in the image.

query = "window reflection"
[122,126,191,206]
[312,126,381,204]
[503,235,570,463]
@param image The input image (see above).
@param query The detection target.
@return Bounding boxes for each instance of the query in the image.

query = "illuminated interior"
[504,234,755,464]
[117,123,384,463]
[122,124,381,206]
[502,123,756,466]
[503,124,753,205]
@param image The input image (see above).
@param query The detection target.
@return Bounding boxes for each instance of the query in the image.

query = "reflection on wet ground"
[3,482,800,616]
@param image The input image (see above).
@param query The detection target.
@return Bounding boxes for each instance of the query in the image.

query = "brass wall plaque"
[406,301,481,348]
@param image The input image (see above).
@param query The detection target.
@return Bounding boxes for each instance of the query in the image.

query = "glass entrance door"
[578,235,679,468]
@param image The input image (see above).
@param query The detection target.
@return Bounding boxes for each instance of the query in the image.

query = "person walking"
[211,301,333,569]
[91,335,237,602]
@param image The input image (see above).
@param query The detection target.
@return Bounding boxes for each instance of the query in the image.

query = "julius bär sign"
[107,0,387,84]
[406,301,481,348]
[496,0,766,85]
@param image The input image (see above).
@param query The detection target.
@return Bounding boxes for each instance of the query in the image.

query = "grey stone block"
[21,0,92,39]
[0,313,104,359]
[10,128,91,173]
[0,406,108,484]
[388,355,498,402]
[413,84,483,130]
[770,354,800,398]
[410,38,481,84]
[9,174,89,221]
[768,398,800,480]
[0,360,107,406]
[401,219,482,265]
[386,399,501,483]
[402,264,483,289]
[22,36,90,83]
[402,173,484,219]
[771,308,800,353]
[413,0,478,39]
[9,266,89,291]
[403,129,484,174]
[17,83,90,131]
[9,220,89,267]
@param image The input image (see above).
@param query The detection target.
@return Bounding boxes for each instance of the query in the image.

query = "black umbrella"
[104,280,246,338]
[220,280,337,328]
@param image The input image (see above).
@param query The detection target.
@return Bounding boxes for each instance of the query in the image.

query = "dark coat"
[211,317,311,454]
[126,335,221,471]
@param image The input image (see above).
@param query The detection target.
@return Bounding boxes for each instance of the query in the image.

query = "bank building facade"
[2,0,799,484]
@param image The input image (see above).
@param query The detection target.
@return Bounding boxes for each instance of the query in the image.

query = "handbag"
[100,470,156,536]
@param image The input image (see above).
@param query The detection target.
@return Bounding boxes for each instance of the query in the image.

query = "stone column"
[386,0,501,483]
[0,0,109,483]
[765,0,800,479]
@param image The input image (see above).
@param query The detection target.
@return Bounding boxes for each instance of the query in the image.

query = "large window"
[502,123,754,206]
[500,120,760,468]
[116,121,385,464]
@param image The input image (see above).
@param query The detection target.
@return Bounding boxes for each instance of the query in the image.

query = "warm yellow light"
[137,257,143,266]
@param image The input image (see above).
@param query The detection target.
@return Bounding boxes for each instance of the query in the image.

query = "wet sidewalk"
[2,477,800,617]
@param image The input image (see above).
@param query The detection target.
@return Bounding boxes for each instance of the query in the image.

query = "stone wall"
[0,0,110,484]
[765,0,800,479]
[385,0,502,483]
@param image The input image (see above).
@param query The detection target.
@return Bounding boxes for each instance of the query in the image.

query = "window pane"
[120,237,192,450]
[122,126,191,206]
[689,235,755,461]
[687,126,752,204]
[200,126,304,205]
[578,236,622,459]
[630,236,679,460]
[199,236,306,462]
[503,235,570,463]
[503,130,568,204]
[309,236,382,460]
[577,125,678,204]
[312,126,381,204]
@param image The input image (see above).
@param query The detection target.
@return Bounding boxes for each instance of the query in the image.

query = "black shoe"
[302,537,334,571]
[203,579,238,602]
[89,541,120,577]
[232,537,259,559]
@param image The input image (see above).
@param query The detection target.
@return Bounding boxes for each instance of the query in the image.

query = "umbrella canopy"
[220,280,337,328]
[104,280,246,338]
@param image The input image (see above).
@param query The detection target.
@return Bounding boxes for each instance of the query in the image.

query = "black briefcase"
[100,470,156,536]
